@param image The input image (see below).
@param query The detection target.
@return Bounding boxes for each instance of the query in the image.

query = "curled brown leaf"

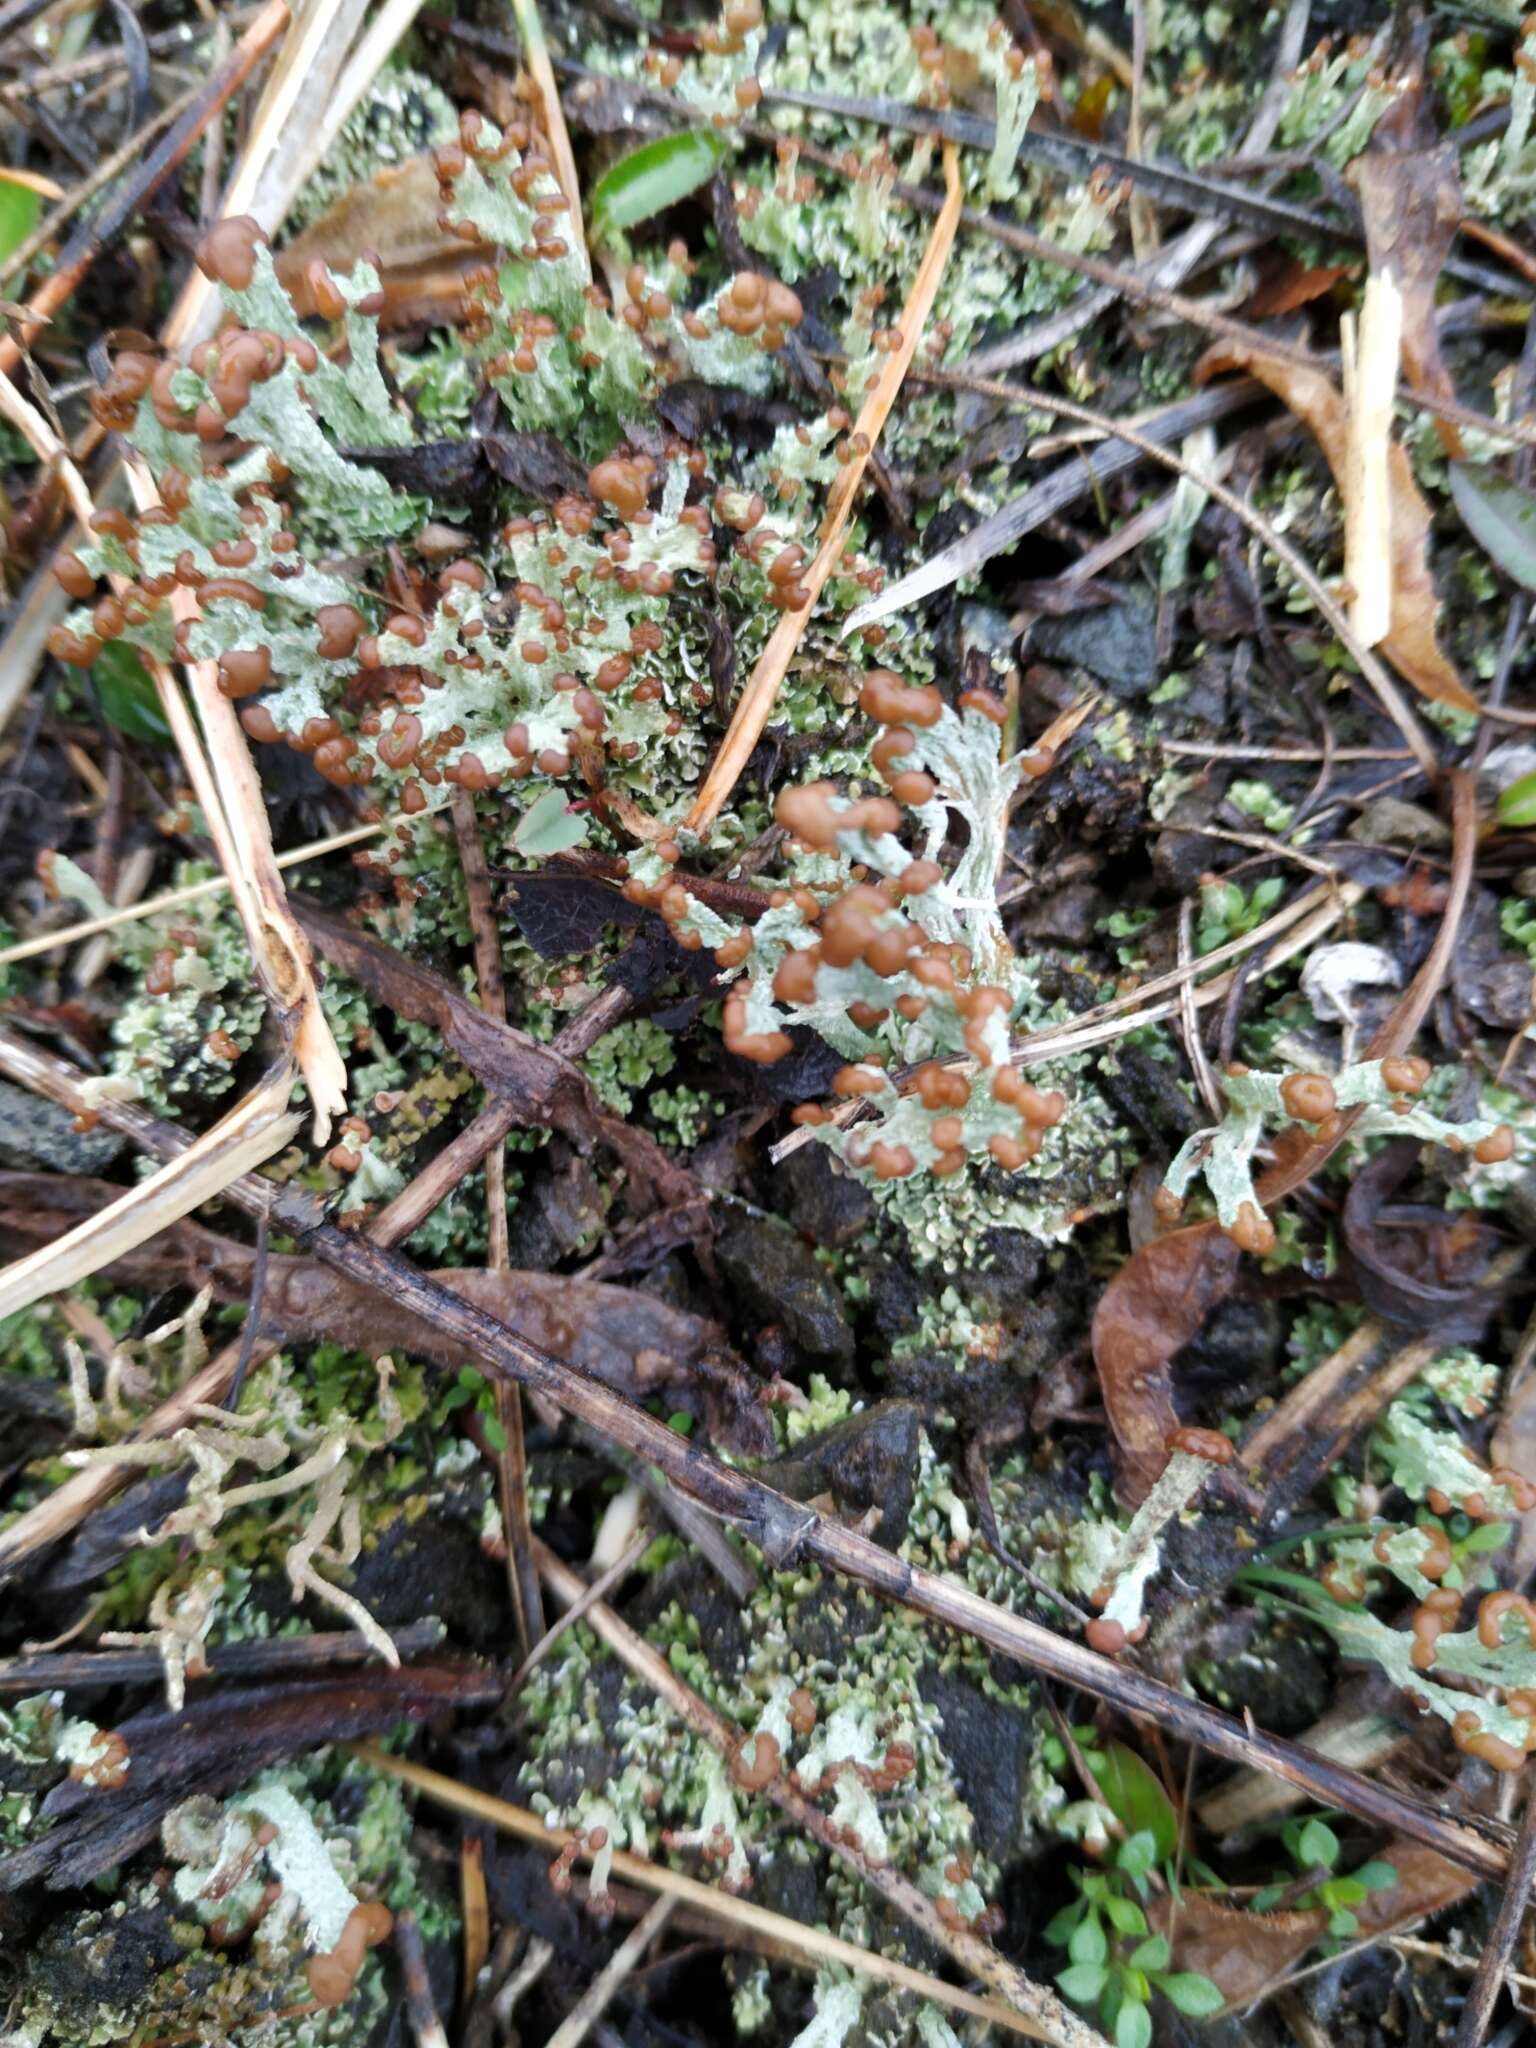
[1089,1220,1241,1505]
[276,156,485,328]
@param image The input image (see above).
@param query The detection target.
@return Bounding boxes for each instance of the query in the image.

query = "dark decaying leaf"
[1342,1141,1507,1334]
[481,429,590,502]
[0,1174,773,1454]
[0,1668,498,1893]
[341,436,487,501]
[503,870,646,958]
[705,605,736,721]
[655,378,802,445]
[1090,1220,1242,1504]
[341,429,586,508]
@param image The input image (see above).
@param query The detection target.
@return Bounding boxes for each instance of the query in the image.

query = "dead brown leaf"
[1089,1219,1241,1505]
[1154,1840,1477,2013]
[0,1173,773,1454]
[276,156,486,328]
[1240,255,1354,322]
[1195,339,1476,711]
[1350,83,1464,457]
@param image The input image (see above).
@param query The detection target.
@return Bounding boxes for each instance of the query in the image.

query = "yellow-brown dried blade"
[0,1062,300,1320]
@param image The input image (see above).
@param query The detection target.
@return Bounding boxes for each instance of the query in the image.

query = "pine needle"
[686,140,965,835]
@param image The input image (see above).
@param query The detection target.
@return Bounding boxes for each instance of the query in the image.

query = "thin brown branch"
[0,79,200,289]
[0,0,291,375]
[453,789,542,1652]
[1453,1783,1536,2048]
[546,1895,677,2048]
[507,1532,652,1698]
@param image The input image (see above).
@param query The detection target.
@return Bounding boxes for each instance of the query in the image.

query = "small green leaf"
[1250,1884,1285,1914]
[1157,1971,1226,2017]
[1353,1859,1399,1893]
[92,641,173,744]
[483,1416,508,1452]
[1115,1997,1152,2048]
[1128,1935,1169,1971]
[1461,1521,1516,1554]
[1327,1907,1360,1937]
[1497,773,1536,830]
[513,786,589,857]
[1056,1962,1109,2005]
[1297,1817,1340,1871]
[590,129,729,241]
[1097,1744,1179,1861]
[666,1409,695,1435]
[1451,463,1536,595]
[1043,1902,1085,1946]
[1103,1895,1147,1936]
[1115,1829,1159,1883]
[1069,1914,1108,1965]
[0,172,42,267]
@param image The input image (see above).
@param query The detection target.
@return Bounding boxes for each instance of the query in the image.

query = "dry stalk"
[452,788,542,1651]
[287,0,435,204]
[118,452,348,1143]
[508,0,587,272]
[0,365,95,527]
[685,141,964,834]
[1340,270,1403,649]
[0,820,385,969]
[0,1061,300,1320]
[162,0,371,348]
[545,1895,677,2048]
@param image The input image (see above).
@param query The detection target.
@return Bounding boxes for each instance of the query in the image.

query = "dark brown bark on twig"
[1452,1783,1536,2047]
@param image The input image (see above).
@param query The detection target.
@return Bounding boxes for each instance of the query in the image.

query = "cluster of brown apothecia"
[626,669,1066,1182]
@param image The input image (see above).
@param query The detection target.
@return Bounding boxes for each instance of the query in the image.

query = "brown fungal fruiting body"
[306,1900,394,2009]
